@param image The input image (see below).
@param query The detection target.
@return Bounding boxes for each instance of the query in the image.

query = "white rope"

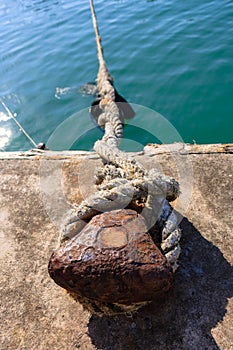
[1,100,37,148]
[56,0,183,315]
[61,0,181,273]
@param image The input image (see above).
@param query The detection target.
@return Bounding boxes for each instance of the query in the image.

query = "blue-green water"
[0,0,232,151]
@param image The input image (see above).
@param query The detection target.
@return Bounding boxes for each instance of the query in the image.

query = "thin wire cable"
[1,100,37,148]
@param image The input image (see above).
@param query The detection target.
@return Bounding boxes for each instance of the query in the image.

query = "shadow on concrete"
[87,218,233,350]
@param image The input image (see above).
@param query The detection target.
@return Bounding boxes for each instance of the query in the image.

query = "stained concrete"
[0,143,232,350]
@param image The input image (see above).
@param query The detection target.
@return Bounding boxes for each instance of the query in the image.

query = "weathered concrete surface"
[0,143,232,350]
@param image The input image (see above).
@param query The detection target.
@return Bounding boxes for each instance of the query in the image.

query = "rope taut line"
[90,0,123,144]
[63,0,181,269]
[49,1,182,315]
[89,0,110,74]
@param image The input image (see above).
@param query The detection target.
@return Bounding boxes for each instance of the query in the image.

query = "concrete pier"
[0,143,232,350]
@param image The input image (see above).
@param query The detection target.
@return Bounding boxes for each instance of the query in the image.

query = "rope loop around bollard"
[48,0,183,316]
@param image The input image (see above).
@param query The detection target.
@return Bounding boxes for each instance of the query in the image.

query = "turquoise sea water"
[0,0,232,151]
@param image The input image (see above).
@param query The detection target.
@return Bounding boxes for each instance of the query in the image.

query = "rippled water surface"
[0,0,232,151]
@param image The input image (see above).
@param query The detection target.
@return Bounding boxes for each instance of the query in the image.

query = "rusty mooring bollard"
[48,209,173,311]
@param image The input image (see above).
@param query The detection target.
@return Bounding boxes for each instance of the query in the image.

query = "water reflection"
[0,96,20,150]
[0,125,12,149]
[0,111,12,150]
[0,111,11,122]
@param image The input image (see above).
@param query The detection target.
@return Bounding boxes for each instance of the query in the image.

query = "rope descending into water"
[61,0,181,272]
[89,0,124,144]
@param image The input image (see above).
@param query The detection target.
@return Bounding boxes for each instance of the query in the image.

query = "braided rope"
[54,1,184,316]
[60,1,182,275]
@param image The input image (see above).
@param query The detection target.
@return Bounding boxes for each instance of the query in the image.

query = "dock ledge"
[0,143,232,350]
